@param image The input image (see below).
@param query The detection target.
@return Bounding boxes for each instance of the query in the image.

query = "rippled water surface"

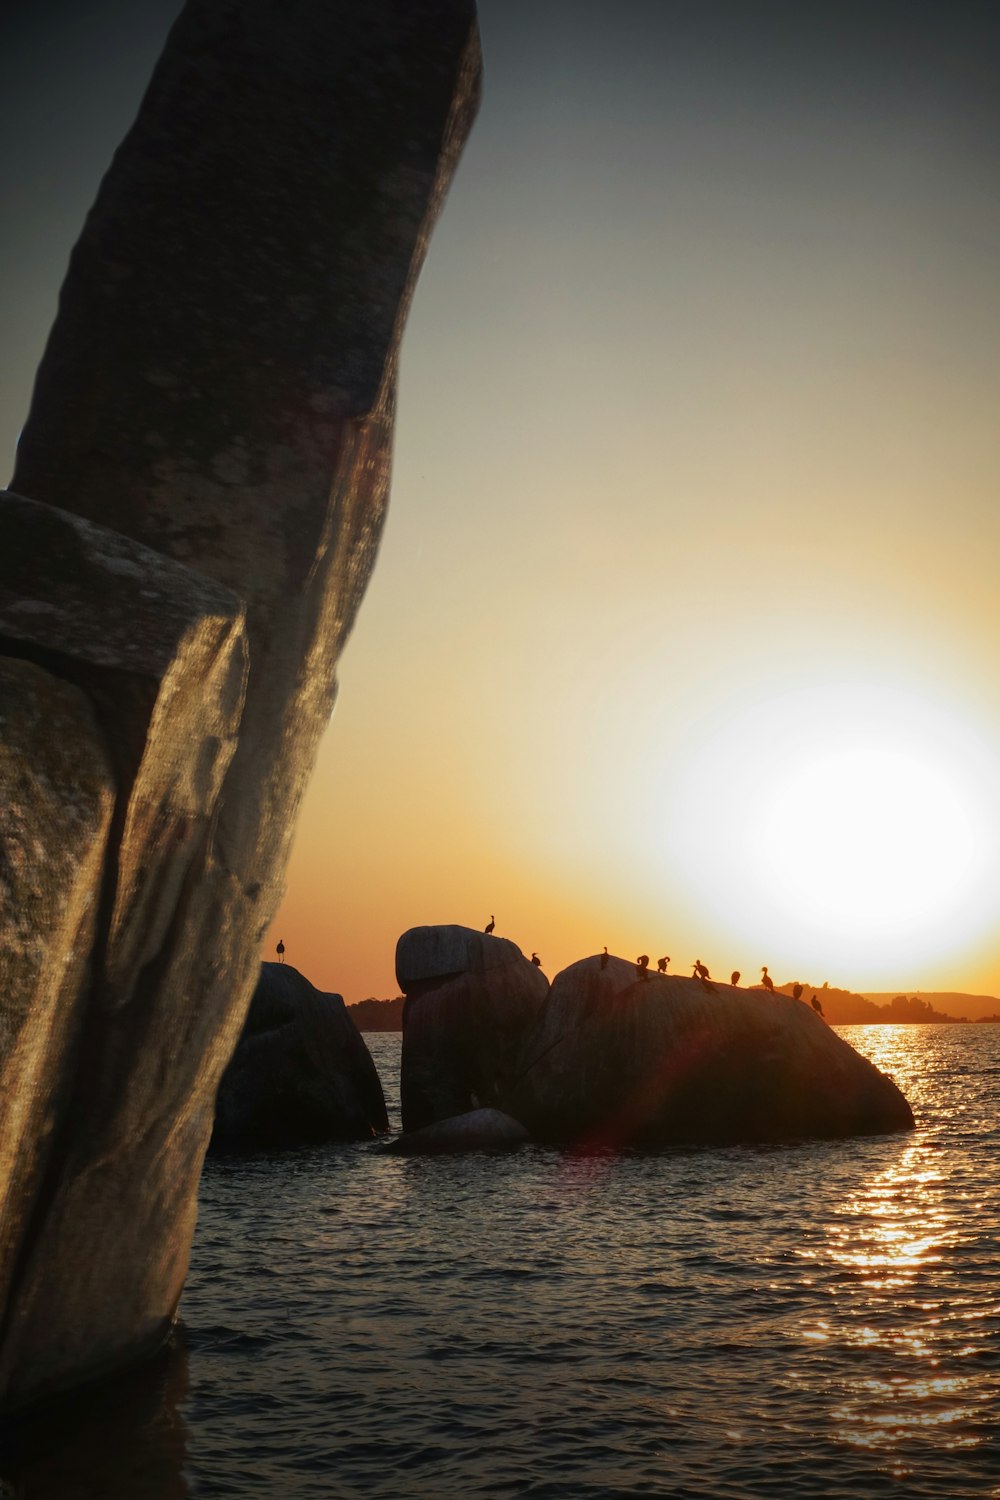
[4,1026,1000,1498]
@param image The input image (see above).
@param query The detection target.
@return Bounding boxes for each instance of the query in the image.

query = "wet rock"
[379,1108,529,1155]
[397,925,549,1133]
[211,963,387,1151]
[507,955,915,1148]
[0,0,480,1409]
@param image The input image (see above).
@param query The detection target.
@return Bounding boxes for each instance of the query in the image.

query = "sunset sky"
[4,1,1000,1001]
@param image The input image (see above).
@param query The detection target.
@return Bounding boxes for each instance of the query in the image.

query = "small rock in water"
[378,1108,530,1156]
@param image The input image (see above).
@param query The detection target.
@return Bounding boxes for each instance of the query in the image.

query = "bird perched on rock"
[636,954,650,978]
[657,956,670,973]
[761,966,774,992]
[792,982,804,1001]
[693,959,710,980]
[484,914,495,935]
[730,970,741,987]
[600,947,609,969]
[275,938,285,963]
[811,994,825,1018]
[531,952,542,967]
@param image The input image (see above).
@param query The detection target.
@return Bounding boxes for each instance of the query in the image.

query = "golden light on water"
[797,1028,992,1459]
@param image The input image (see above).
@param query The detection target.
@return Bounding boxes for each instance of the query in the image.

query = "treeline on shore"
[348,996,405,1031]
[778,984,997,1024]
[348,985,1000,1030]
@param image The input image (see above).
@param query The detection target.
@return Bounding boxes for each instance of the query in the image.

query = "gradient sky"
[4,1,1000,1001]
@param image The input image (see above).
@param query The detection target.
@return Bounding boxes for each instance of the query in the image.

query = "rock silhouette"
[506,956,914,1148]
[0,0,480,1409]
[211,963,387,1152]
[397,925,548,1133]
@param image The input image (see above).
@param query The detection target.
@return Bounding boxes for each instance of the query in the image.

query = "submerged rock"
[379,1108,529,1155]
[506,956,914,1148]
[211,964,387,1152]
[397,925,549,1133]
[0,0,480,1410]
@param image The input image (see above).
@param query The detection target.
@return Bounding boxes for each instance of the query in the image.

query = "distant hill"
[348,996,404,1031]
[773,983,967,1024]
[861,991,1000,1022]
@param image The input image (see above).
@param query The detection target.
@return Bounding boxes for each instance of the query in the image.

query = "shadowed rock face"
[397,925,549,1132]
[0,0,479,1409]
[506,956,915,1148]
[211,963,387,1152]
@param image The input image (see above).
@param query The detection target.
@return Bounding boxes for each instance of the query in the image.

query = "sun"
[756,746,980,937]
[663,681,1000,980]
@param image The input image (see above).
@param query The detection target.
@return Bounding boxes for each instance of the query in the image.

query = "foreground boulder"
[211,964,387,1152]
[397,925,549,1132]
[506,956,914,1148]
[379,1108,529,1156]
[0,0,480,1409]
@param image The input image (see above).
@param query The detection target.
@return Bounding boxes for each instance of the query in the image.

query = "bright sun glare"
[758,747,978,936]
[665,683,1000,980]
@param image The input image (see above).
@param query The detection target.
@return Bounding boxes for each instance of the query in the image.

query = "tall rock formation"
[397,925,549,1132]
[0,0,480,1408]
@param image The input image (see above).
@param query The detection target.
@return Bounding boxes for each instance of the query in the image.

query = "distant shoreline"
[346,991,1000,1031]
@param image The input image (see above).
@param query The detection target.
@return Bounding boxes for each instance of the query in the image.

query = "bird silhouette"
[636,954,650,978]
[657,956,670,973]
[792,982,804,1001]
[600,946,609,969]
[761,966,775,993]
[485,915,495,935]
[531,952,542,967]
[811,994,825,1018]
[730,970,741,987]
[693,959,710,980]
[276,938,285,963]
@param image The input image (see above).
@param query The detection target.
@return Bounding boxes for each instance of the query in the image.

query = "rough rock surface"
[0,493,247,1408]
[0,0,479,1409]
[506,956,915,1148]
[379,1108,529,1156]
[0,658,115,1322]
[211,963,387,1151]
[397,925,549,1133]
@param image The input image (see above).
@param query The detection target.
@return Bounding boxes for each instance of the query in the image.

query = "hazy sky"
[4,1,1000,1000]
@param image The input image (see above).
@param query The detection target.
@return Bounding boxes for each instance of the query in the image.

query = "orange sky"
[4,2,1000,1002]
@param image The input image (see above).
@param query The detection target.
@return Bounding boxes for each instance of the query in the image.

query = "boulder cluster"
[212,925,913,1159]
[389,926,914,1153]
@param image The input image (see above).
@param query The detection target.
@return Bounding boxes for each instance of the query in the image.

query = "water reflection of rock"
[0,1332,190,1500]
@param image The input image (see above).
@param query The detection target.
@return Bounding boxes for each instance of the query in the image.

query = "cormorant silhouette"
[657,956,670,973]
[730,970,740,988]
[761,966,774,993]
[600,946,609,969]
[531,952,542,967]
[811,994,825,1018]
[485,915,495,935]
[636,954,650,978]
[693,959,710,980]
[792,982,804,1001]
[276,939,285,963]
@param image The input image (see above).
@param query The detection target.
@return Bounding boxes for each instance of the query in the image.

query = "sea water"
[3,1026,998,1498]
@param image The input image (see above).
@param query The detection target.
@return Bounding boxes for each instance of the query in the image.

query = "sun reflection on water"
[798,1027,995,1460]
